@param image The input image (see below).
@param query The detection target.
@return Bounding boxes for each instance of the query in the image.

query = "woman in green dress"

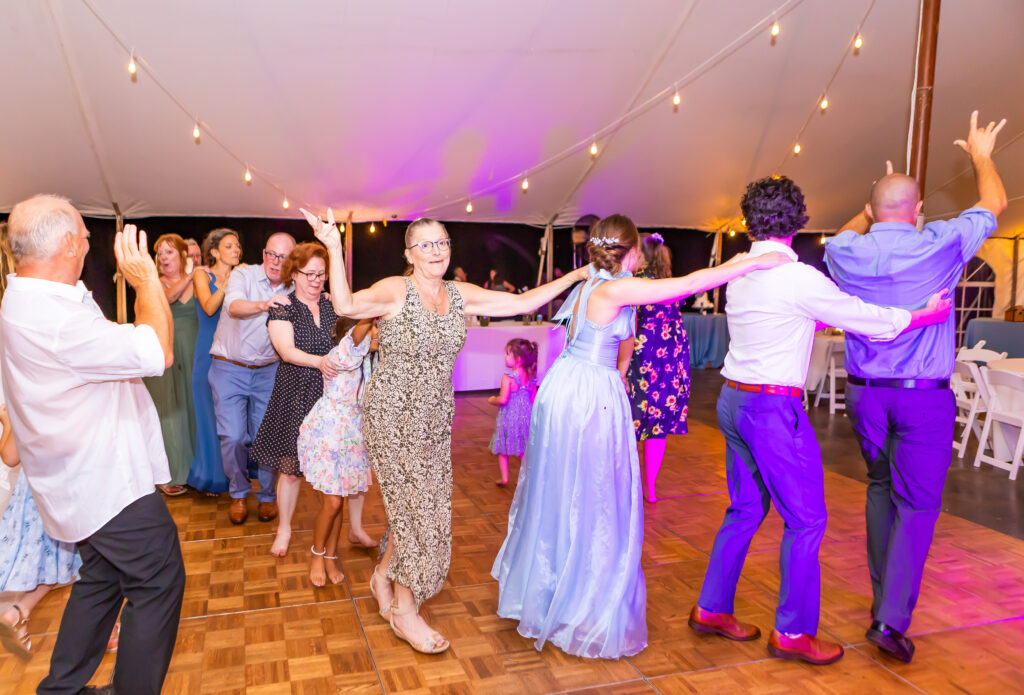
[145,233,199,495]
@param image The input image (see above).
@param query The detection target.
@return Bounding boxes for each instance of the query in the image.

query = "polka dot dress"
[251,292,338,475]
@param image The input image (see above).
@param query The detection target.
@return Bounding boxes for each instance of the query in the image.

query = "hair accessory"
[589,236,620,248]
[648,233,664,244]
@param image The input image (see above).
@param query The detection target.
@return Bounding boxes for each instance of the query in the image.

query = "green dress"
[145,296,199,485]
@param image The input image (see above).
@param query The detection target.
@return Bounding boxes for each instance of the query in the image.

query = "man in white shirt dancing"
[688,176,951,665]
[0,195,184,694]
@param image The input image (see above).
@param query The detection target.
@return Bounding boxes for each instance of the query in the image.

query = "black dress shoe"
[866,620,915,663]
[82,685,115,693]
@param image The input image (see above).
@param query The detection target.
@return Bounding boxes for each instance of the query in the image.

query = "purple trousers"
[845,384,955,633]
[699,384,827,635]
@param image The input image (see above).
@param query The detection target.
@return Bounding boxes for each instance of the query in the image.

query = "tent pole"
[344,212,353,290]
[1013,234,1020,309]
[544,223,554,318]
[907,0,941,194]
[712,229,724,314]
[113,203,126,324]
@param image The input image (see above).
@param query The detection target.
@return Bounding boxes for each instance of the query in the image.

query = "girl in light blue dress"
[488,338,538,486]
[491,215,790,659]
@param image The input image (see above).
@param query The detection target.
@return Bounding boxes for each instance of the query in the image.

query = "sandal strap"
[9,604,26,628]
[390,600,418,617]
[323,555,339,560]
[310,545,327,556]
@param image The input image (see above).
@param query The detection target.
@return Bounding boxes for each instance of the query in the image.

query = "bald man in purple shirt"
[825,111,1007,663]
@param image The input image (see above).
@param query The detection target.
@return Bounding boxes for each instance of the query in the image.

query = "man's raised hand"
[954,110,1006,160]
[114,224,160,290]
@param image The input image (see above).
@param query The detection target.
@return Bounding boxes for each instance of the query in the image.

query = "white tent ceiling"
[2,0,1022,234]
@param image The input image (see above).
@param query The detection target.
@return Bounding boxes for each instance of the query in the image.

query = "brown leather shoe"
[767,629,844,665]
[229,497,248,525]
[258,501,278,522]
[688,605,761,641]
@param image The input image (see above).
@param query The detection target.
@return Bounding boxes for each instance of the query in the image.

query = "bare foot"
[270,528,291,557]
[348,529,378,549]
[324,558,345,585]
[309,552,326,587]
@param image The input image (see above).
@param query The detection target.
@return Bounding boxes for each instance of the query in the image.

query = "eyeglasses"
[406,239,452,253]
[264,250,287,262]
[293,270,327,281]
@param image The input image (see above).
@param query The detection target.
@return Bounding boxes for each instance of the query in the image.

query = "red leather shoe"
[688,605,761,641]
[258,501,278,522]
[767,629,844,665]
[229,497,248,525]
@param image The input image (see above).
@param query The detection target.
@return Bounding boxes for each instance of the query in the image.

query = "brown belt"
[212,355,271,370]
[726,380,802,398]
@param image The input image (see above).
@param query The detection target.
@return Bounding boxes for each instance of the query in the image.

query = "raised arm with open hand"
[115,224,174,368]
[954,110,1007,217]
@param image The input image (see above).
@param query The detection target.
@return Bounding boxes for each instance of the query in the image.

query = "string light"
[854,34,863,50]
[243,166,252,183]
[590,140,598,158]
[672,89,681,107]
[793,143,802,155]
[127,49,136,76]
[382,218,388,228]
[465,201,473,214]
[369,223,376,233]
[192,121,200,143]
[820,234,827,245]
[740,217,747,228]
[521,177,529,192]
[282,199,289,210]
[770,21,780,38]
[820,95,829,111]
[728,229,736,237]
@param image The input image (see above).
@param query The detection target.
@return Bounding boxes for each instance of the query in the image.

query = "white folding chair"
[973,367,1024,480]
[952,360,989,458]
[956,340,1008,363]
[813,339,847,414]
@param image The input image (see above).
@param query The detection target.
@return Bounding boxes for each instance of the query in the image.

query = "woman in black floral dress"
[250,243,338,559]
[626,234,691,503]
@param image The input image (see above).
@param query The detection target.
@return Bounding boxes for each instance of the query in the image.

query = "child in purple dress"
[488,339,538,486]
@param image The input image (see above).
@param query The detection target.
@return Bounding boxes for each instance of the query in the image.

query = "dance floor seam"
[3,373,1024,694]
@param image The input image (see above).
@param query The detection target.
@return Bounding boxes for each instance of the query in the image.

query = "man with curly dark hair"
[825,111,1006,664]
[690,175,954,666]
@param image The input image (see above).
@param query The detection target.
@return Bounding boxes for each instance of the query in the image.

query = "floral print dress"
[626,268,691,439]
[297,333,374,496]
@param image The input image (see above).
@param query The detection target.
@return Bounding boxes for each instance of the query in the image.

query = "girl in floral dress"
[626,233,691,503]
[488,339,538,486]
[298,317,379,587]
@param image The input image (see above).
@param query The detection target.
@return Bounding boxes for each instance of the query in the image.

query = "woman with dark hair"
[250,242,339,558]
[625,233,690,503]
[302,208,590,655]
[491,214,790,659]
[186,228,240,495]
[145,233,198,495]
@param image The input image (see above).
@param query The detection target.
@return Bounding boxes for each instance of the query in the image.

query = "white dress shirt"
[209,264,291,366]
[721,241,911,388]
[0,275,169,542]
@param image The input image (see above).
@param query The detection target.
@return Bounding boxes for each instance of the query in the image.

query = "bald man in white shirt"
[0,195,185,695]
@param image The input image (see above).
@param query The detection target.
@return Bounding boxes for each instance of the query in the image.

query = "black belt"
[847,375,949,390]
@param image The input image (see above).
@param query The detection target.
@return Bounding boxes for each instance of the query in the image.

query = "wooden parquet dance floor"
[3,377,1024,693]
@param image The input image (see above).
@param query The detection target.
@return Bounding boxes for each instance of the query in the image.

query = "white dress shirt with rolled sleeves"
[721,241,912,389]
[0,275,169,543]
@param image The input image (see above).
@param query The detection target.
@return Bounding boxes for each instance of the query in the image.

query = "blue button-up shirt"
[209,264,292,366]
[825,207,997,379]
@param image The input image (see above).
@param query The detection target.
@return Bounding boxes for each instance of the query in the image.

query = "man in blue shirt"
[825,111,1007,663]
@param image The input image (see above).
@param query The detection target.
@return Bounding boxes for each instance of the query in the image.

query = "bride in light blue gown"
[491,214,790,659]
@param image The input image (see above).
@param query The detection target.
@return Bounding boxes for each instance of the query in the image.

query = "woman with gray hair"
[302,209,588,654]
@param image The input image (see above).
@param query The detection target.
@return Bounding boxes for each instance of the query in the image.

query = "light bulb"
[820,235,827,245]
[672,91,681,107]
[382,218,388,228]
[728,229,736,237]
[521,178,529,192]
[590,141,598,158]
[244,167,252,183]
[369,223,376,233]
[771,21,780,37]
[820,96,829,111]
[282,199,289,210]
[128,50,137,75]
[466,201,473,214]
[192,123,200,142]
[854,34,863,49]
[793,143,802,155]
[740,217,747,228]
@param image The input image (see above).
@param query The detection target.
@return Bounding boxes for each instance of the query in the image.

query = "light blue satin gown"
[491,266,647,659]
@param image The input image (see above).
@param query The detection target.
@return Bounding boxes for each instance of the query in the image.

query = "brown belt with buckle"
[212,355,270,370]
[725,379,803,398]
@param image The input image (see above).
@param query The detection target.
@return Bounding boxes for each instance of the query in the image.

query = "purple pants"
[845,383,955,633]
[699,384,827,635]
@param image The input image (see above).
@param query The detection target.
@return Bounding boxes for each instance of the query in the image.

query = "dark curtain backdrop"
[0,213,829,320]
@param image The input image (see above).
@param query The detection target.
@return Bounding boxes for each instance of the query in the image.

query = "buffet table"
[452,321,566,391]
[964,318,1024,358]
[682,313,730,369]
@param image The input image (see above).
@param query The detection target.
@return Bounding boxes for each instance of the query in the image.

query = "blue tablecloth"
[682,313,730,368]
[964,318,1024,358]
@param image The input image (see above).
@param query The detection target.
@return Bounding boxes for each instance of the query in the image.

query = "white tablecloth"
[452,321,566,391]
